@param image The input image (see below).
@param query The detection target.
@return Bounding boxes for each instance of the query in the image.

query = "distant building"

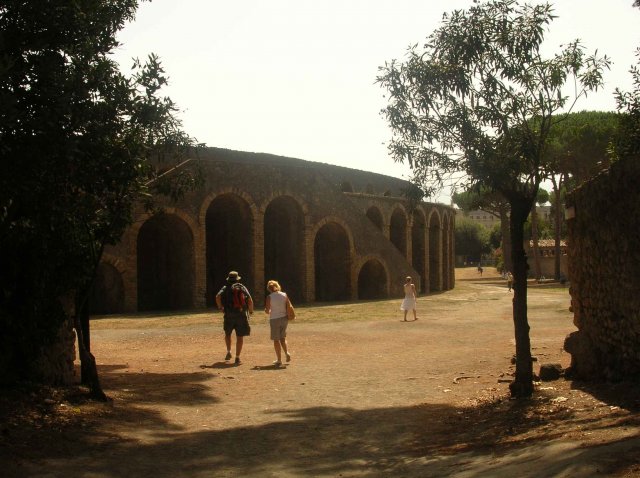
[525,239,568,278]
[466,203,553,229]
[466,209,500,228]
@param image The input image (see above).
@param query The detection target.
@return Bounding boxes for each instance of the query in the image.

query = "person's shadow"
[251,363,288,371]
[200,362,237,369]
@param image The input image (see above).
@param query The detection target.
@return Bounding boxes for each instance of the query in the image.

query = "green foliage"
[0,1,200,382]
[545,111,620,185]
[495,253,505,274]
[455,216,491,263]
[524,216,553,241]
[377,0,609,203]
[613,48,640,160]
[452,189,484,213]
[536,188,550,205]
[489,223,502,250]
[452,186,509,218]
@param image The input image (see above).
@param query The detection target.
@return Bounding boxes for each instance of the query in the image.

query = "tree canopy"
[613,48,640,160]
[378,0,608,397]
[455,217,491,264]
[546,111,620,185]
[0,1,199,386]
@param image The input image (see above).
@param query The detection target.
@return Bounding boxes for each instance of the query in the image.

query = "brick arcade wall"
[564,156,640,380]
[101,147,456,313]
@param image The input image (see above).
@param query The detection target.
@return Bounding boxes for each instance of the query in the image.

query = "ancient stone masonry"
[564,156,640,381]
[93,147,455,313]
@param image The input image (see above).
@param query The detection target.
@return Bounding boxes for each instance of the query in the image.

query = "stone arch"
[366,205,384,232]
[357,256,389,300]
[313,221,352,301]
[204,193,254,306]
[263,195,306,302]
[89,257,125,315]
[411,208,427,293]
[199,188,258,226]
[137,212,195,311]
[428,208,442,292]
[390,206,408,256]
[129,207,199,257]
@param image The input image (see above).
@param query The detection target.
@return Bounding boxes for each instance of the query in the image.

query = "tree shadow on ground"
[570,379,640,412]
[3,379,640,477]
[97,365,219,407]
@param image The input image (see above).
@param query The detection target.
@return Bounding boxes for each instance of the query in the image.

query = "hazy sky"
[114,1,639,202]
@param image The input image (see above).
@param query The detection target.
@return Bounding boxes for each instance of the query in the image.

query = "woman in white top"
[264,280,293,367]
[400,276,418,321]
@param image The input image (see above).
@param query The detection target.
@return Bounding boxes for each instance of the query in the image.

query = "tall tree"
[545,111,619,279]
[378,0,608,397]
[0,1,200,394]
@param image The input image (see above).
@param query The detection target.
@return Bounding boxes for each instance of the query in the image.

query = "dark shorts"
[223,312,251,337]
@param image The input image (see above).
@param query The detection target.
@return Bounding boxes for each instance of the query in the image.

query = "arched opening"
[89,262,124,315]
[412,210,427,293]
[137,213,195,311]
[429,212,442,292]
[264,196,305,302]
[205,194,253,306]
[314,222,350,301]
[358,259,387,299]
[366,206,383,231]
[443,215,451,290]
[390,208,407,256]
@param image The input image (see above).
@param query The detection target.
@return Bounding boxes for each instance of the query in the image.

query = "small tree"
[453,187,512,272]
[455,217,491,264]
[378,0,608,397]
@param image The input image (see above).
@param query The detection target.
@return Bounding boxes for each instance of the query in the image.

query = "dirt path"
[3,268,640,477]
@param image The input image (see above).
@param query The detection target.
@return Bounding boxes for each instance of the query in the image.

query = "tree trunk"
[77,299,92,384]
[551,175,563,281]
[508,197,534,398]
[499,204,512,273]
[530,204,542,279]
[73,311,107,400]
[74,248,107,400]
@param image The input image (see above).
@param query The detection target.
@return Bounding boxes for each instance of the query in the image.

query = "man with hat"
[215,271,254,365]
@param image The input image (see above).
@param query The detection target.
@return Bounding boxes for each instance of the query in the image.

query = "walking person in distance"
[215,271,254,365]
[264,280,293,367]
[401,276,418,322]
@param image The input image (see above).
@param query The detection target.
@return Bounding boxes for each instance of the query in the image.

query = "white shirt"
[268,291,288,319]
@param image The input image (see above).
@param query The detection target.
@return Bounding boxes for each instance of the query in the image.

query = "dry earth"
[1,268,639,477]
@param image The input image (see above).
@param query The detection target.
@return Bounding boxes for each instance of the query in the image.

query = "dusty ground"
[2,268,640,477]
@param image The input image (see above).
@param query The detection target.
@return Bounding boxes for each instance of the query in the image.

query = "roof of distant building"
[529,239,567,248]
